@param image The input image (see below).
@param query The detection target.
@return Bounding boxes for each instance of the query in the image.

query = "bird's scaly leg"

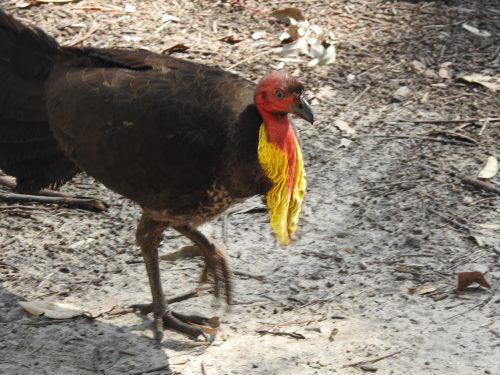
[135,214,213,344]
[174,224,232,304]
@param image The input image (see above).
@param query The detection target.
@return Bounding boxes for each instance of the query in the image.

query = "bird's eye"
[275,90,285,100]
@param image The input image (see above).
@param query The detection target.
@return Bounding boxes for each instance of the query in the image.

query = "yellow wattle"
[257,123,306,244]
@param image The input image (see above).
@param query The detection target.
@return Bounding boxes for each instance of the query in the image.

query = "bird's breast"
[142,181,243,227]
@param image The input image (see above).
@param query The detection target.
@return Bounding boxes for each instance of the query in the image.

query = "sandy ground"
[0,0,499,374]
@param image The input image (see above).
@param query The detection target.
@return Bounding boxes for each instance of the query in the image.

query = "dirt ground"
[0,0,499,374]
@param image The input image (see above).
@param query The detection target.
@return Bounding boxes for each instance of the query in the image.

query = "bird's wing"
[45,60,255,209]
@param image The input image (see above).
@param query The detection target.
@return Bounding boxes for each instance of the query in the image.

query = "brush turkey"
[0,10,314,343]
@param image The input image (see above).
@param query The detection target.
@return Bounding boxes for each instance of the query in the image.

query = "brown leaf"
[270,7,306,21]
[36,0,80,3]
[219,35,243,45]
[162,43,190,55]
[457,271,491,290]
[15,1,34,8]
[329,327,338,342]
[95,296,118,317]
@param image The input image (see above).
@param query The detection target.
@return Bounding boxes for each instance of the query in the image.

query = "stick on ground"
[458,175,500,195]
[342,350,402,368]
[0,192,108,212]
[0,175,109,211]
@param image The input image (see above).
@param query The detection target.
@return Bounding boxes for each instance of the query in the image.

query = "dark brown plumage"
[0,10,314,343]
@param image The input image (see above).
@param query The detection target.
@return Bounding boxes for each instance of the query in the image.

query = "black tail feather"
[0,10,79,192]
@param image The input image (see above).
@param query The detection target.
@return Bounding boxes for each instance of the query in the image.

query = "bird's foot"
[156,310,219,343]
[199,244,232,304]
[132,305,219,344]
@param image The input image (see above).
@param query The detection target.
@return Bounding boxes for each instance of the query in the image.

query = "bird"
[0,10,314,343]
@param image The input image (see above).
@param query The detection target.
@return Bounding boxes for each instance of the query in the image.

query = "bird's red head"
[254,72,314,125]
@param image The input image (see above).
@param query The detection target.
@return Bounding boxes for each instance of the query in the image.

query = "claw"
[199,245,232,305]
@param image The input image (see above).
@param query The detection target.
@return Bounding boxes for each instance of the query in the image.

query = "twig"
[386,118,500,124]
[66,24,100,47]
[458,175,500,195]
[256,330,306,339]
[234,270,266,281]
[129,365,170,375]
[125,287,212,315]
[227,48,278,70]
[0,192,108,212]
[427,208,471,232]
[369,134,476,146]
[478,119,490,136]
[345,86,370,109]
[257,316,328,327]
[342,350,402,368]
[338,178,431,197]
[0,175,108,210]
[428,130,478,145]
[0,205,51,211]
[444,290,496,322]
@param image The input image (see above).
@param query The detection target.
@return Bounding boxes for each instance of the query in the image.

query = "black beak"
[291,96,314,124]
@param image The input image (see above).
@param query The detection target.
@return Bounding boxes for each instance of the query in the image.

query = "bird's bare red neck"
[260,111,297,191]
[260,111,296,149]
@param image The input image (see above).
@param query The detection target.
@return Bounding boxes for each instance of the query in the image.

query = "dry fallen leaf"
[318,44,336,65]
[162,43,190,55]
[329,327,338,342]
[20,300,89,319]
[124,3,136,12]
[392,86,412,102]
[15,1,33,7]
[408,286,437,295]
[93,296,118,317]
[251,31,265,40]
[478,156,498,179]
[438,67,452,80]
[270,7,306,22]
[411,60,426,73]
[162,14,180,23]
[287,24,306,41]
[334,119,355,135]
[281,38,308,57]
[459,74,500,91]
[122,35,142,43]
[220,35,243,45]
[462,24,491,37]
[457,271,491,291]
[478,223,500,230]
[418,286,438,295]
[35,0,80,3]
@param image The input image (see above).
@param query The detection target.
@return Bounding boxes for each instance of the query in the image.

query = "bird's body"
[46,54,269,226]
[0,10,313,343]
